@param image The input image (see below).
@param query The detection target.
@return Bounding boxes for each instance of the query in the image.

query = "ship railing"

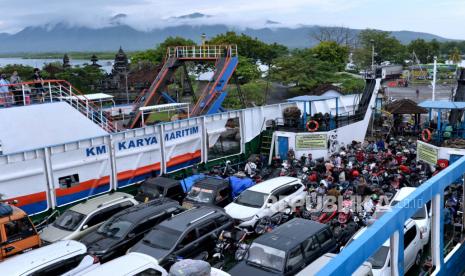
[0,80,117,132]
[318,154,465,275]
[166,45,238,59]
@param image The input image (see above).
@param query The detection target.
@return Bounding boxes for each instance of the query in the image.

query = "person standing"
[32,68,44,102]
[0,74,10,107]
[9,71,21,105]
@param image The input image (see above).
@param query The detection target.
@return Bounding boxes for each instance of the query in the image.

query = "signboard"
[417,141,438,165]
[295,134,327,150]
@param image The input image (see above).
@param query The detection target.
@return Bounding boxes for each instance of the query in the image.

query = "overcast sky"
[1,0,464,39]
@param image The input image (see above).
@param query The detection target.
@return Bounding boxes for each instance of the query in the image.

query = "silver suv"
[40,192,138,243]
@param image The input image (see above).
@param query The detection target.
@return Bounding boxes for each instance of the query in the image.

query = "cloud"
[1,0,464,39]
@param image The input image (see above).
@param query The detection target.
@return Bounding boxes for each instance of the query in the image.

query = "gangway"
[0,80,117,132]
[126,45,238,129]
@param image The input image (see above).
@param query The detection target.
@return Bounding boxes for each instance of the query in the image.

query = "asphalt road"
[384,84,455,103]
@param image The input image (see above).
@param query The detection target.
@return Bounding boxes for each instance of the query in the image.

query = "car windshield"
[367,246,389,269]
[97,219,133,238]
[235,190,267,208]
[140,185,163,196]
[53,210,86,231]
[143,226,181,250]
[185,186,214,203]
[391,200,426,219]
[246,243,286,272]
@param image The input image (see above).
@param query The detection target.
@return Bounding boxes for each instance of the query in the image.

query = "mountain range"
[0,13,453,54]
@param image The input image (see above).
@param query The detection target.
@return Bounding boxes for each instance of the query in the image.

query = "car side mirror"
[82,225,88,230]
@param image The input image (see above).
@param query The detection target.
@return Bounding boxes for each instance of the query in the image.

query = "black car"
[130,206,233,268]
[135,177,185,203]
[182,177,232,209]
[229,218,337,276]
[80,198,184,262]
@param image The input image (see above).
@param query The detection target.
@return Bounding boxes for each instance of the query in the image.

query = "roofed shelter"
[385,99,427,135]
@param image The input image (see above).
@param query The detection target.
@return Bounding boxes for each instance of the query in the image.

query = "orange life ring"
[422,129,432,142]
[306,120,319,132]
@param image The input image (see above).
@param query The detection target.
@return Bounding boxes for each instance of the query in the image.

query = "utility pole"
[371,39,375,73]
[432,56,437,101]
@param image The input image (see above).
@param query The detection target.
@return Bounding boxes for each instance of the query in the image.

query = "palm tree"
[449,47,462,64]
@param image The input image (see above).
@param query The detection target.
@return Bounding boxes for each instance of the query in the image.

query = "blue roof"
[418,100,465,109]
[287,95,338,102]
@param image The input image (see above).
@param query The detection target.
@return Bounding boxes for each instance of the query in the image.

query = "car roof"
[254,218,327,251]
[351,219,416,247]
[391,187,416,202]
[70,192,134,215]
[0,240,86,275]
[194,177,229,189]
[247,176,300,193]
[160,206,227,232]
[113,199,180,223]
[81,252,165,276]
[143,177,180,188]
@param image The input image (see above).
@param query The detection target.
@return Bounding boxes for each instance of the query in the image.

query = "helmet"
[302,167,309,173]
[371,194,379,201]
[352,170,360,177]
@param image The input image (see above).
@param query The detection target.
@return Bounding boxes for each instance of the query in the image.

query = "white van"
[0,240,93,276]
[390,187,431,248]
[346,219,422,276]
[297,253,372,276]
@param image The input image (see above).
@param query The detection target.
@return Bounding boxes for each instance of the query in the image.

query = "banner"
[417,141,438,165]
[295,134,327,150]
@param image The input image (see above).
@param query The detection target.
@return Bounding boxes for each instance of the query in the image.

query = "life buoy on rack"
[421,129,432,142]
[306,120,319,132]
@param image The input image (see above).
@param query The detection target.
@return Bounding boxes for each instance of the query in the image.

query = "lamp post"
[370,39,375,73]
[432,56,437,101]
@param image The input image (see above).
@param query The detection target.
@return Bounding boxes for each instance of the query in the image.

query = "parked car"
[135,177,185,203]
[182,177,233,209]
[130,206,234,268]
[0,202,41,260]
[0,240,94,275]
[73,252,169,276]
[80,198,184,262]
[297,253,373,276]
[224,176,306,230]
[75,253,231,276]
[390,187,431,248]
[229,218,338,275]
[345,219,422,275]
[40,192,138,243]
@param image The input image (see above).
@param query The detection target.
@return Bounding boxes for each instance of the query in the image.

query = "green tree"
[131,36,196,64]
[312,41,349,71]
[354,29,407,67]
[450,47,462,64]
[272,48,335,90]
[0,64,35,80]
[55,65,105,94]
[408,39,432,63]
[235,57,261,84]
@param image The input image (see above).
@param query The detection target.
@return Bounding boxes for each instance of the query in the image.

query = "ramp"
[126,45,238,128]
[0,102,108,154]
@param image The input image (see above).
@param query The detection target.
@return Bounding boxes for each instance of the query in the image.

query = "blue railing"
[318,155,465,276]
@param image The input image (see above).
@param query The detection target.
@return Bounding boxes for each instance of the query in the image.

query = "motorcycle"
[212,229,248,268]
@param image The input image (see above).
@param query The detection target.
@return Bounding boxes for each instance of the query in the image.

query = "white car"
[40,192,138,243]
[0,240,94,276]
[390,187,430,248]
[297,253,373,276]
[224,176,306,230]
[346,219,423,276]
[75,252,230,276]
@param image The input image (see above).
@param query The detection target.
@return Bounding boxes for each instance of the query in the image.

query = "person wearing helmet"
[363,193,379,213]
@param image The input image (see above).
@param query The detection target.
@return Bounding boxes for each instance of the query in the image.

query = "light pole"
[370,39,375,73]
[125,68,129,104]
[432,56,437,101]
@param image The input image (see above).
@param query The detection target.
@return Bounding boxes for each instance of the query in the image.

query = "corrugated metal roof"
[287,95,338,102]
[418,100,465,109]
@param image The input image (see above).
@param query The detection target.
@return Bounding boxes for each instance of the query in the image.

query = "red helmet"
[352,170,360,177]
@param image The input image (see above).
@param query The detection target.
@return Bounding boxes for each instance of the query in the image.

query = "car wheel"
[415,251,422,267]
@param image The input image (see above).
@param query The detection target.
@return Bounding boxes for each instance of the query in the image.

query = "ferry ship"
[0,45,381,216]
